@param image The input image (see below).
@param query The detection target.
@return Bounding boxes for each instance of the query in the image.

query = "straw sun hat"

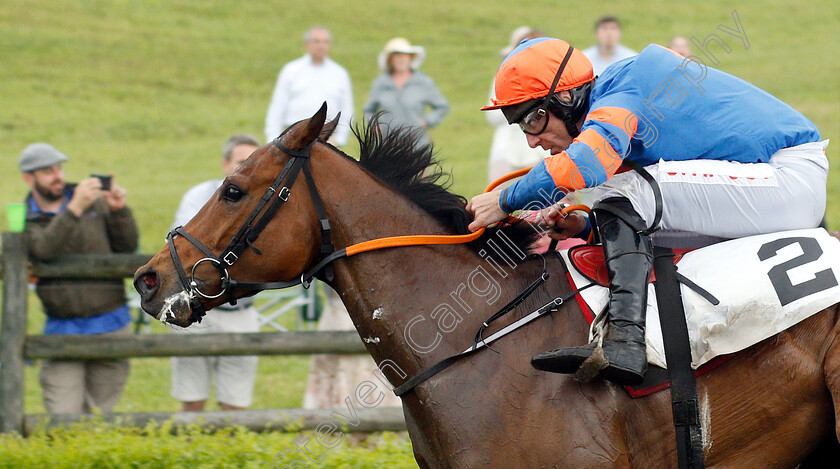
[377,37,426,72]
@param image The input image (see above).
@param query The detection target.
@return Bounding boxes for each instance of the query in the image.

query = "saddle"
[563,244,729,398]
[567,244,689,287]
[562,228,840,397]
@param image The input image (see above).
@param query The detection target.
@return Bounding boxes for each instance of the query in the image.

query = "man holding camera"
[19,142,138,414]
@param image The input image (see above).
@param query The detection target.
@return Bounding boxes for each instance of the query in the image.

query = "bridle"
[166,135,338,323]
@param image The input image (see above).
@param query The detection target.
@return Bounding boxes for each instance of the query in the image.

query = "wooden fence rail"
[0,232,399,435]
[0,253,154,280]
[26,331,368,360]
[23,407,406,436]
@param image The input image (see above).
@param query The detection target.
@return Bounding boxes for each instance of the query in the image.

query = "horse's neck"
[313,155,574,386]
[325,183,482,367]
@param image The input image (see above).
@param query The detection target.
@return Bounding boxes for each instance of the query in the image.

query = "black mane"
[349,115,539,252]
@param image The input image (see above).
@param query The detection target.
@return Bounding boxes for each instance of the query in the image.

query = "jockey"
[466,38,828,386]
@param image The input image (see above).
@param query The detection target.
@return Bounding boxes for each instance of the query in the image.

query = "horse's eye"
[222,185,244,202]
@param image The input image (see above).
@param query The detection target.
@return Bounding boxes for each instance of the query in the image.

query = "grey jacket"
[362,71,449,143]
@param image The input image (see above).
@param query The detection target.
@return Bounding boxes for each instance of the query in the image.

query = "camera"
[91,174,112,191]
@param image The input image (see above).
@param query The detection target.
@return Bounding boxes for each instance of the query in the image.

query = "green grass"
[0,0,838,466]
[0,421,418,469]
[2,0,837,247]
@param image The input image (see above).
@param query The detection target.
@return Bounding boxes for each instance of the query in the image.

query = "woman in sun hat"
[362,37,449,145]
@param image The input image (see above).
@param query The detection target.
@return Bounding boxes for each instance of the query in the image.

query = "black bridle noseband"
[166,136,339,323]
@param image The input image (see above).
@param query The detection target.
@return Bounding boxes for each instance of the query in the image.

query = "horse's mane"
[347,114,539,252]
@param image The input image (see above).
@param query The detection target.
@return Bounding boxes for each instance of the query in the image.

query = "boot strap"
[604,250,653,263]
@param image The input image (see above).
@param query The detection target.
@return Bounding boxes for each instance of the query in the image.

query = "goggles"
[515,46,575,136]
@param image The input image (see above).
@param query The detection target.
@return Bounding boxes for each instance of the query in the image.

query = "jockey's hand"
[466,190,507,232]
[538,205,588,240]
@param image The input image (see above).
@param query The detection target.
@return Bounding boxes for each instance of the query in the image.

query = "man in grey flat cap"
[20,142,139,414]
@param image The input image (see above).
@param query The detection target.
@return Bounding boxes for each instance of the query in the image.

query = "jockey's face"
[523,90,579,155]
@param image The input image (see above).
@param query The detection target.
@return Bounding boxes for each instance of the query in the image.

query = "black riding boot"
[532,197,652,386]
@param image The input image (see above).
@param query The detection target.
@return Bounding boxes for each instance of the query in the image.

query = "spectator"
[582,15,637,76]
[169,134,261,412]
[20,142,137,414]
[362,37,449,146]
[486,26,551,183]
[668,35,693,57]
[303,288,402,409]
[264,26,353,146]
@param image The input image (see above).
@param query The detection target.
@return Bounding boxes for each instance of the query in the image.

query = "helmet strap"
[565,117,582,138]
[543,46,584,138]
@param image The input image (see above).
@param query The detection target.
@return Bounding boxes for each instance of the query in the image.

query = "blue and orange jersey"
[501,44,821,211]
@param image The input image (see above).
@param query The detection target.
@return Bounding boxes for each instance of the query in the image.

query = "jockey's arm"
[499,107,638,212]
[467,107,637,233]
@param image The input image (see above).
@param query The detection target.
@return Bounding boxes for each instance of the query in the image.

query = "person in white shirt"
[486,26,550,183]
[264,27,353,146]
[170,134,261,412]
[668,36,693,58]
[581,15,637,76]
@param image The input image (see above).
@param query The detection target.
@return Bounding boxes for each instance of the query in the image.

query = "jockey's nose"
[133,268,160,301]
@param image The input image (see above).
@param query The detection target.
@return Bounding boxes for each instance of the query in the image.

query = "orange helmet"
[483,38,593,110]
[482,38,594,137]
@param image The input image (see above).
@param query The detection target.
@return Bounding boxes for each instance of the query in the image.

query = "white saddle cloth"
[561,228,840,369]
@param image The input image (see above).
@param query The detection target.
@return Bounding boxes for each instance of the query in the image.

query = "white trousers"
[170,306,259,407]
[573,140,830,248]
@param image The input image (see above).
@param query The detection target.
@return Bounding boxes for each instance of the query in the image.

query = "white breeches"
[573,140,830,248]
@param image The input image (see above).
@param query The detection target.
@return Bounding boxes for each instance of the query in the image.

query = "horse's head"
[134,104,340,327]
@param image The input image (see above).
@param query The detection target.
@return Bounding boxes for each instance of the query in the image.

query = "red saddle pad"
[565,244,732,398]
[568,244,690,286]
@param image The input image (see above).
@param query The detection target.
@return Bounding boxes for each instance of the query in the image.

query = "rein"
[165,136,593,393]
[166,139,588,323]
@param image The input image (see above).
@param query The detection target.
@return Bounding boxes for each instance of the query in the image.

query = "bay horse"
[135,105,840,468]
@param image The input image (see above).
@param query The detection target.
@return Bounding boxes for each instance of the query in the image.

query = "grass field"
[1,0,838,467]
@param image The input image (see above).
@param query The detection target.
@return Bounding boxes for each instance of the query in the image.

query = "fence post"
[1,232,29,433]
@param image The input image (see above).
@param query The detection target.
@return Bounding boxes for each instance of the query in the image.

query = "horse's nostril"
[143,273,158,289]
[134,270,160,297]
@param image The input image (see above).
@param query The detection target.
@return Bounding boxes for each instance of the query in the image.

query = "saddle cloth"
[560,228,840,369]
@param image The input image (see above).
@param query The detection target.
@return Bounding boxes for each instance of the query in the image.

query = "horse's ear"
[319,112,341,142]
[282,102,328,150]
